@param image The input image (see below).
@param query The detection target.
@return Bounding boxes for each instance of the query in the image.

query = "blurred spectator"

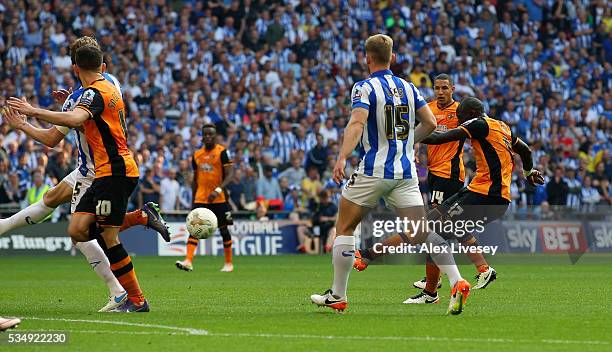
[565,168,582,210]
[45,151,71,185]
[139,168,160,208]
[581,175,601,212]
[306,134,328,177]
[302,166,323,204]
[319,119,338,146]
[311,189,337,253]
[278,156,306,187]
[178,174,193,211]
[26,169,50,207]
[256,165,282,201]
[226,168,247,211]
[546,167,569,207]
[159,168,180,212]
[0,161,19,204]
[284,185,305,212]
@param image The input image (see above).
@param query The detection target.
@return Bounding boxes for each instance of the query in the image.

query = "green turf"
[0,255,611,351]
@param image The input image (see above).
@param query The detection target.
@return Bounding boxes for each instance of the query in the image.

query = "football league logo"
[352,89,362,102]
[81,89,95,105]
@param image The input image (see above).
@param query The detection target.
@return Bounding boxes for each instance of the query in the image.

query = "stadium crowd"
[0,0,611,221]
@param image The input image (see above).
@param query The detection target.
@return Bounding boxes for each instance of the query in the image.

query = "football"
[186,208,218,239]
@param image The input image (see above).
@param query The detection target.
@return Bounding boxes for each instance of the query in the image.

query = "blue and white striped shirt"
[351,69,426,180]
[61,72,122,178]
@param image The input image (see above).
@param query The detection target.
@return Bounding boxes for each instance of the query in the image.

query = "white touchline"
[207,333,610,346]
[26,322,610,346]
[24,317,208,335]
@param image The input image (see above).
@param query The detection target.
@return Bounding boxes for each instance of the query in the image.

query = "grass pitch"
[1,255,610,351]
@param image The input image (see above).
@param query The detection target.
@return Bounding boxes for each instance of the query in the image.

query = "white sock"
[0,200,55,236]
[75,240,125,297]
[331,235,355,299]
[426,232,462,287]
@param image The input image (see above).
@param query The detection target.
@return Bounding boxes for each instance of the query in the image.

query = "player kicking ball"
[310,34,471,315]
[9,45,150,312]
[354,97,544,307]
[1,37,169,313]
[406,74,495,305]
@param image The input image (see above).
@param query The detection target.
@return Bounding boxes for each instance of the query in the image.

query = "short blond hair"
[365,34,393,65]
[69,36,100,64]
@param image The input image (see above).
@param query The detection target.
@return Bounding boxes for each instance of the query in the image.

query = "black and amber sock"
[105,244,145,304]
[223,240,233,264]
[220,227,233,264]
[185,235,199,262]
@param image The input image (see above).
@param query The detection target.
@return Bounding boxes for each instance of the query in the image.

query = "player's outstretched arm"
[7,97,88,128]
[421,127,468,145]
[512,137,545,186]
[414,104,437,143]
[2,107,65,147]
[332,107,367,184]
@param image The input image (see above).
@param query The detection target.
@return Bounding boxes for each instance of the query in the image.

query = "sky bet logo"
[592,223,612,249]
[540,224,587,253]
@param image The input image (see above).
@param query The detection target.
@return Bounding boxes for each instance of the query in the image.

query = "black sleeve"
[511,129,518,145]
[76,88,104,119]
[459,118,489,139]
[220,149,233,165]
[192,156,197,170]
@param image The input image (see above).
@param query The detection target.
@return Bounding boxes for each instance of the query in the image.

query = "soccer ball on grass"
[186,208,218,239]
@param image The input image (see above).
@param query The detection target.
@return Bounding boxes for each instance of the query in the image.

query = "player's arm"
[411,84,437,143]
[332,107,367,183]
[219,151,234,189]
[414,104,437,143]
[192,156,198,206]
[208,151,234,202]
[2,107,66,147]
[423,117,487,145]
[512,136,545,186]
[7,97,89,128]
[339,108,367,159]
[421,128,468,145]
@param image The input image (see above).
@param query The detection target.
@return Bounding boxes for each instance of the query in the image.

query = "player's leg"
[219,224,234,272]
[215,203,235,272]
[95,177,149,312]
[412,173,446,291]
[394,205,470,314]
[69,176,127,306]
[176,203,205,271]
[0,317,20,331]
[312,174,382,310]
[0,180,71,235]
[404,255,442,304]
[311,195,368,311]
[99,226,148,312]
[440,180,494,289]
[451,192,509,289]
[356,179,470,314]
[120,202,170,242]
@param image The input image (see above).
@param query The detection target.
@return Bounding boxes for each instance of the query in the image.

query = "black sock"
[219,227,232,243]
[423,289,437,297]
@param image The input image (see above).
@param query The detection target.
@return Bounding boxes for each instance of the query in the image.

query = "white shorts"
[342,173,424,209]
[62,169,94,213]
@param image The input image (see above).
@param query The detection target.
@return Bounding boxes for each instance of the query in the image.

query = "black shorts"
[429,187,509,241]
[192,202,233,227]
[75,176,138,227]
[428,172,464,206]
